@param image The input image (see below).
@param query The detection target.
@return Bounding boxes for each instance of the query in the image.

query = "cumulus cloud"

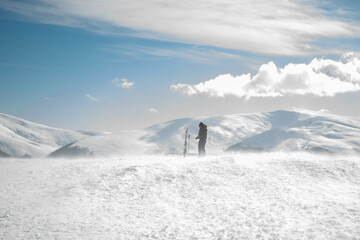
[171,53,360,99]
[86,93,99,102]
[1,0,359,55]
[147,108,159,113]
[112,78,134,89]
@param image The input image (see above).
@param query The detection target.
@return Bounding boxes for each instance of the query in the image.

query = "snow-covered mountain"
[141,113,268,154]
[143,109,360,154]
[48,109,360,157]
[227,109,360,153]
[0,113,104,158]
[49,111,269,157]
[1,109,359,158]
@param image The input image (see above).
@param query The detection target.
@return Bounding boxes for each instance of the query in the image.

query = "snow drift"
[1,154,359,239]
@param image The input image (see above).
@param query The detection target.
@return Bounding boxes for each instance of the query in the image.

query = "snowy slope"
[0,113,103,158]
[227,109,360,153]
[49,109,360,157]
[1,154,359,239]
[143,109,360,154]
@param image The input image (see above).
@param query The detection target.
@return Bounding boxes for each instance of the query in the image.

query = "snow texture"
[1,153,359,239]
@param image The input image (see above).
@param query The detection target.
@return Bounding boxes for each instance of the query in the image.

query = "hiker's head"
[199,122,204,127]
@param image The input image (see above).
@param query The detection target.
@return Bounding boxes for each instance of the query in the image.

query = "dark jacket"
[196,123,207,140]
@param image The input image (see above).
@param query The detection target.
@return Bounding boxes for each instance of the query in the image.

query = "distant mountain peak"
[0,113,103,158]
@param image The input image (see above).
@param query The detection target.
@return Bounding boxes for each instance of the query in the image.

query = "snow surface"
[0,113,104,158]
[1,153,359,239]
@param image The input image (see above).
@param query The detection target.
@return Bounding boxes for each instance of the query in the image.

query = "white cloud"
[1,0,359,56]
[104,45,243,64]
[171,53,360,99]
[147,108,159,113]
[112,78,134,89]
[86,93,99,102]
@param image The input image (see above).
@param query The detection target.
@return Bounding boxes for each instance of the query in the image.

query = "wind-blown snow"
[1,153,359,239]
[49,131,159,158]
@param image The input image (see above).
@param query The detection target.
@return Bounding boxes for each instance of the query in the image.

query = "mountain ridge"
[0,113,104,158]
[1,109,360,158]
[48,109,360,157]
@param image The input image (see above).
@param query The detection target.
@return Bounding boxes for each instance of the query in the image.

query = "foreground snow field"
[1,153,359,239]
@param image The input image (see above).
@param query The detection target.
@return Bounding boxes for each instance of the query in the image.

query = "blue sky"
[1,0,360,131]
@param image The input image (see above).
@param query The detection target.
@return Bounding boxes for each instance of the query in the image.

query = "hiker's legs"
[198,139,206,156]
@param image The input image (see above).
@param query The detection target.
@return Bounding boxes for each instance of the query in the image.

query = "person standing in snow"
[195,122,207,157]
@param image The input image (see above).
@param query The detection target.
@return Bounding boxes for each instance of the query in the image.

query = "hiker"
[195,122,207,156]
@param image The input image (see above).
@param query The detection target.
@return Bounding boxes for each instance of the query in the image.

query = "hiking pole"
[183,128,188,158]
[188,134,190,155]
